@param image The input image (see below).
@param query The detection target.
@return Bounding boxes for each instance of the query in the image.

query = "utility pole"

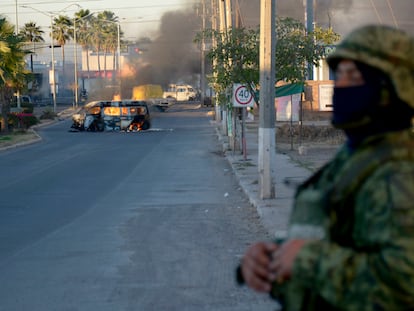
[235,0,242,28]
[211,0,220,122]
[224,0,238,151]
[15,0,21,109]
[200,0,206,106]
[218,1,226,57]
[306,0,314,33]
[51,15,57,112]
[225,0,233,28]
[305,0,314,80]
[258,0,276,199]
[15,0,19,34]
[74,18,78,107]
[117,22,121,99]
[218,0,227,133]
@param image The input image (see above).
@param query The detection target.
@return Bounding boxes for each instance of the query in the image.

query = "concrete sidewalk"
[214,120,313,238]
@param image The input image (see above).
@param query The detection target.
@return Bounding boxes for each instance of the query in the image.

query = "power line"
[1,1,198,17]
[95,3,199,11]
[121,19,160,24]
[19,0,100,5]
[385,0,399,29]
[369,0,383,24]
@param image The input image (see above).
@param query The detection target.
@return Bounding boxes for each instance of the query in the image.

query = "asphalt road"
[0,103,277,311]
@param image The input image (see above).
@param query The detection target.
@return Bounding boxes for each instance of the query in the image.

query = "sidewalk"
[214,120,313,238]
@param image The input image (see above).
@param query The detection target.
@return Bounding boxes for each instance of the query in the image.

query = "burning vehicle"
[120,100,151,131]
[71,100,151,132]
[71,101,108,131]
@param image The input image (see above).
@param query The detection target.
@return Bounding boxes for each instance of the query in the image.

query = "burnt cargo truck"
[132,84,174,111]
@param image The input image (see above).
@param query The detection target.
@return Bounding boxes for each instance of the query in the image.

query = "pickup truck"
[163,84,198,101]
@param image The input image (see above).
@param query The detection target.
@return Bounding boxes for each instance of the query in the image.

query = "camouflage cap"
[327,25,414,108]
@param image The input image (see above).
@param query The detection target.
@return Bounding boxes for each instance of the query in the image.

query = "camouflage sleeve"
[291,162,414,310]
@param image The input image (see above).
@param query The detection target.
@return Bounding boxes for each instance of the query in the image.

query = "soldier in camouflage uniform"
[237,25,414,310]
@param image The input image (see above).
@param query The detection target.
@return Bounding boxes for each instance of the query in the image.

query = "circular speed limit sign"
[233,84,254,107]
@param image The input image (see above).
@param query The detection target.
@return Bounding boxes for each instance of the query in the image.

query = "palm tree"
[52,15,73,72]
[19,22,45,72]
[102,22,119,77]
[0,17,29,132]
[95,11,119,75]
[89,15,103,73]
[74,9,93,78]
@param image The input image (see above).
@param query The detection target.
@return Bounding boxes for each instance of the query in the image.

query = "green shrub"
[7,113,39,129]
[7,114,19,129]
[21,103,34,113]
[39,109,57,120]
[20,114,38,128]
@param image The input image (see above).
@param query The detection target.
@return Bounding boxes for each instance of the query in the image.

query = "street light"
[74,17,78,107]
[21,3,81,112]
[15,0,21,109]
[116,21,121,99]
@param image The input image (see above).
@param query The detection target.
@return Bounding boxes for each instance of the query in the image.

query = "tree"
[102,22,119,76]
[72,9,123,80]
[0,17,30,132]
[198,27,259,105]
[90,11,120,74]
[52,15,73,71]
[199,17,340,105]
[19,22,45,73]
[74,9,93,78]
[275,17,340,83]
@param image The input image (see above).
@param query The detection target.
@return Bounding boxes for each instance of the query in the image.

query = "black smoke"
[132,9,202,89]
[238,0,353,32]
[238,0,414,36]
[126,0,352,94]
[125,0,413,95]
[130,0,352,89]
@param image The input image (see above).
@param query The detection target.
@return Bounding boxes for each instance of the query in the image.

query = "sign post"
[233,84,255,159]
[233,84,254,108]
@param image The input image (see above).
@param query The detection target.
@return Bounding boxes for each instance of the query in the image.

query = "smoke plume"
[238,0,353,32]
[132,9,201,89]
[125,0,413,96]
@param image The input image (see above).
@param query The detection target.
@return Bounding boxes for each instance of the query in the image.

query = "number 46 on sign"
[232,84,255,107]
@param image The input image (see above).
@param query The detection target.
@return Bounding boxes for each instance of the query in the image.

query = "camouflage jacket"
[272,129,414,311]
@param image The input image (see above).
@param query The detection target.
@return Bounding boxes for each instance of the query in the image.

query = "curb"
[0,129,42,152]
[0,108,78,152]
[213,120,312,239]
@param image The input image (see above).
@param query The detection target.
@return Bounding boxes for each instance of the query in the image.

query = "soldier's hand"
[270,239,308,283]
[240,242,279,292]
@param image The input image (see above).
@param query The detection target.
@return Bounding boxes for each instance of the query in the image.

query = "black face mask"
[332,83,413,148]
[331,84,381,129]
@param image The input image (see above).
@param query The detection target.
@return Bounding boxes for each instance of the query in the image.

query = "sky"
[1,0,195,39]
[237,0,414,37]
[2,0,413,94]
[2,0,414,41]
